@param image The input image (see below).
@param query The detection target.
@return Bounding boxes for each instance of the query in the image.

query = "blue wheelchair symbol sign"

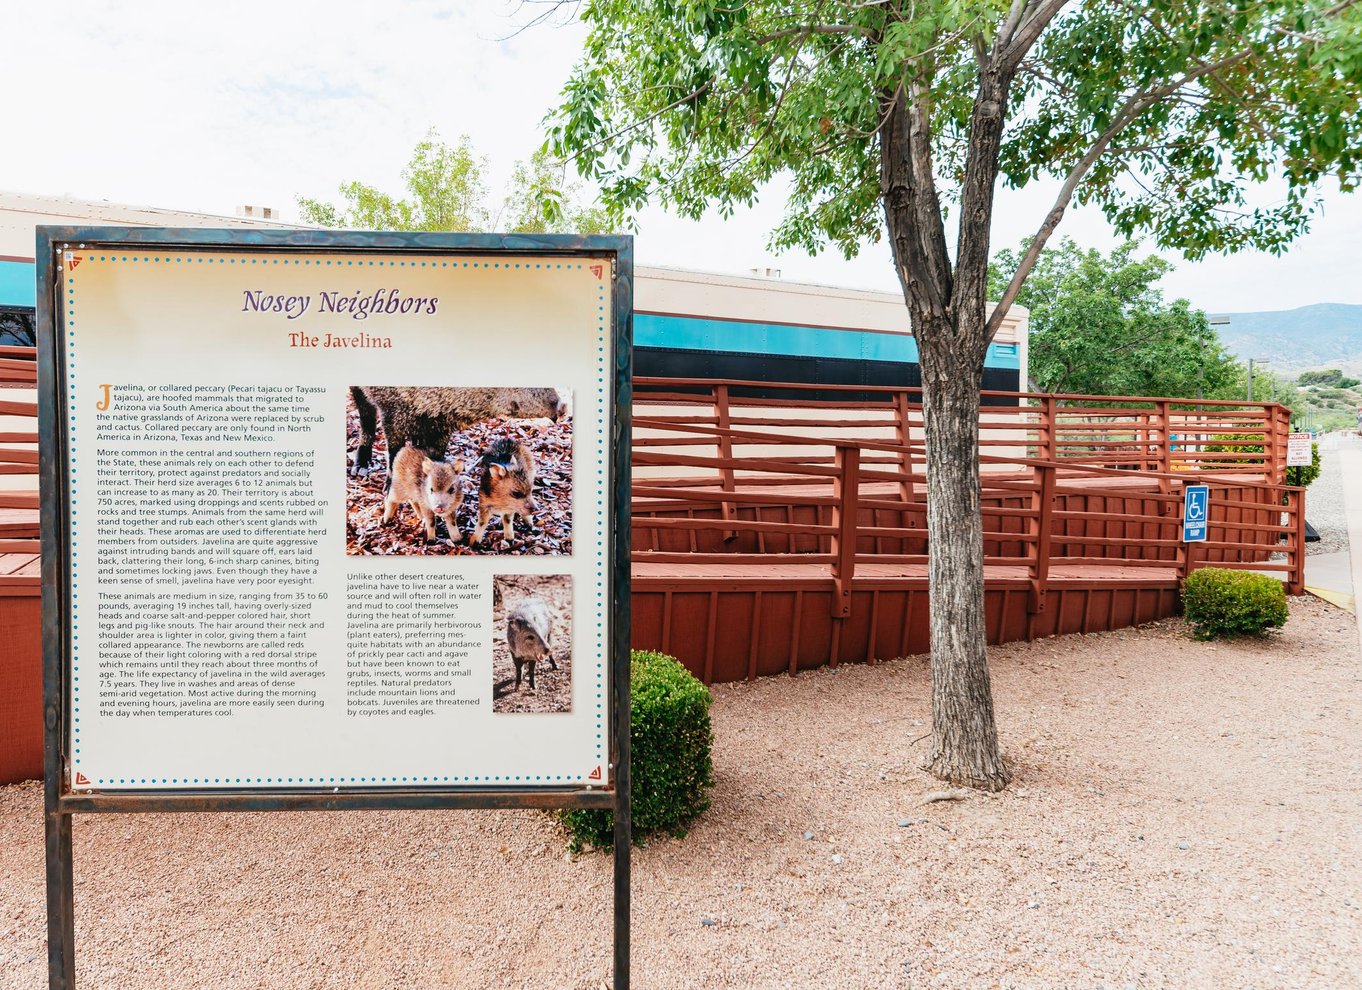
[1183,485,1209,542]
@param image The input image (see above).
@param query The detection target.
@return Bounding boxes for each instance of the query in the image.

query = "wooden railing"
[631,416,1307,610]
[634,377,1292,484]
[0,346,40,584]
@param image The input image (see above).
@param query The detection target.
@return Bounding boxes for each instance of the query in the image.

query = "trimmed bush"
[1182,567,1288,640]
[557,650,714,851]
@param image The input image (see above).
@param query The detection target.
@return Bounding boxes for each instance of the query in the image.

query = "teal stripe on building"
[0,260,36,308]
[635,313,1020,370]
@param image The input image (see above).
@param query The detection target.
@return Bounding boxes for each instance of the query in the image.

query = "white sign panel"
[1286,432,1312,468]
[60,244,614,790]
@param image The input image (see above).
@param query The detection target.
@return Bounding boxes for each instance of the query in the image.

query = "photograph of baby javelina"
[344,385,573,556]
[491,574,572,714]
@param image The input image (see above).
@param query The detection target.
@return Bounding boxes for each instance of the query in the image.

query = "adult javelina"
[349,386,566,483]
[506,597,556,692]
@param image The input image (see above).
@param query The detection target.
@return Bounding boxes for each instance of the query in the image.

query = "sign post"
[38,229,633,988]
[1182,484,1209,543]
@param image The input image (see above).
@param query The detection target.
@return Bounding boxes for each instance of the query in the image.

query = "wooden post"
[831,445,860,618]
[1029,462,1054,613]
[1289,487,1306,595]
[1041,396,1057,462]
[894,390,915,503]
[1155,401,1172,476]
[715,384,736,540]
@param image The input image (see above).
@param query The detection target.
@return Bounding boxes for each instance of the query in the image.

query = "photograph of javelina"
[491,574,572,714]
[345,386,573,556]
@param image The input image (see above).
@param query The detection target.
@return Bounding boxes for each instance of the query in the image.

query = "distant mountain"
[1215,303,1362,374]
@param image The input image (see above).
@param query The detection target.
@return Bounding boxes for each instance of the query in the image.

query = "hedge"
[557,650,714,851]
[1183,567,1289,640]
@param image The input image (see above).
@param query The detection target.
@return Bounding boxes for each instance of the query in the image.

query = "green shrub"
[1182,567,1288,640]
[1205,435,1321,490]
[557,650,714,851]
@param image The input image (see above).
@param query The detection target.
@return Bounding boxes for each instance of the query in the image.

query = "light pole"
[1248,357,1271,402]
[1208,315,1231,402]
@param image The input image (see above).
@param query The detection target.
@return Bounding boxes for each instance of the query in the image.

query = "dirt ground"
[491,574,574,713]
[344,392,573,557]
[2,598,1359,990]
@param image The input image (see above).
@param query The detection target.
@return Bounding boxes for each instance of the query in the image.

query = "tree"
[297,131,612,234]
[547,2,1362,790]
[989,239,1240,398]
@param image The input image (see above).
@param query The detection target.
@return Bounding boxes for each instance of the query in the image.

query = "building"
[0,191,1027,390]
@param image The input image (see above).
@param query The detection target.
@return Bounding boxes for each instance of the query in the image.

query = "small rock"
[831,854,844,865]
[1178,842,1190,850]
[700,917,716,927]
[897,818,913,827]
[1026,901,1040,909]
[803,831,815,841]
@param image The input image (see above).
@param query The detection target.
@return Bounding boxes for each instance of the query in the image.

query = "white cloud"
[7,2,1360,314]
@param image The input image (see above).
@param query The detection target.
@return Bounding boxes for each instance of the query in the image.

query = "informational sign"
[1182,485,1209,543]
[44,232,630,794]
[40,229,635,990]
[1286,432,1312,467]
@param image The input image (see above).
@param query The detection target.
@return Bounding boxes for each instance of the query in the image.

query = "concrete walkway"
[1304,435,1362,615]
[1339,436,1362,647]
[1305,551,1354,611]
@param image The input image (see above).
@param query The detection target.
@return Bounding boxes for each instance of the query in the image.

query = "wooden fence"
[634,376,1293,483]
[631,380,1306,611]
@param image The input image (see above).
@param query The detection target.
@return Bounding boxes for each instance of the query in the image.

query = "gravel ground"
[1305,436,1352,556]
[2,599,1359,990]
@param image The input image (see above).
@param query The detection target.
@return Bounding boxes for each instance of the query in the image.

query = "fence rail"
[635,376,1292,483]
[631,383,1306,609]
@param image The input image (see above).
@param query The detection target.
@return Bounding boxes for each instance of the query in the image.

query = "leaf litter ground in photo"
[344,393,573,557]
[491,574,573,714]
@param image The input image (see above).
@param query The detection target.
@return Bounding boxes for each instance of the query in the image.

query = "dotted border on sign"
[64,252,610,789]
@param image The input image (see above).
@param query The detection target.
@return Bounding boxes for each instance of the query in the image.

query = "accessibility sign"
[1183,485,1209,542]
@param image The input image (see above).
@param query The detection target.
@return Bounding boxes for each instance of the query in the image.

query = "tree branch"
[986,48,1253,338]
[756,23,868,44]
[998,0,1071,68]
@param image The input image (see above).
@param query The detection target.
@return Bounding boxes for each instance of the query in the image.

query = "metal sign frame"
[36,227,634,989]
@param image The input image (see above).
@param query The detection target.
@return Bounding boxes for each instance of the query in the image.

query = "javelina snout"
[383,443,465,543]
[472,437,536,545]
[507,597,556,692]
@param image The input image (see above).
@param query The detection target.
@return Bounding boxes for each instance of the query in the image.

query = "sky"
[6,1,1359,315]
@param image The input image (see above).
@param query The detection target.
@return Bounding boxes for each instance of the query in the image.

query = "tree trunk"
[881,76,1012,792]
[917,332,1011,791]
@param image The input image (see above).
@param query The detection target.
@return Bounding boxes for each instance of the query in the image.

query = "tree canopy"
[549,2,1362,279]
[548,0,1362,791]
[298,131,611,234]
[988,239,1240,398]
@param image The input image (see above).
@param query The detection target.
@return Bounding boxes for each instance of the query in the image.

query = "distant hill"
[1216,303,1362,374]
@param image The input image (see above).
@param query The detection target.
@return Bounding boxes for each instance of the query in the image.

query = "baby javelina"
[506,597,556,692]
[473,438,536,545]
[383,443,465,543]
